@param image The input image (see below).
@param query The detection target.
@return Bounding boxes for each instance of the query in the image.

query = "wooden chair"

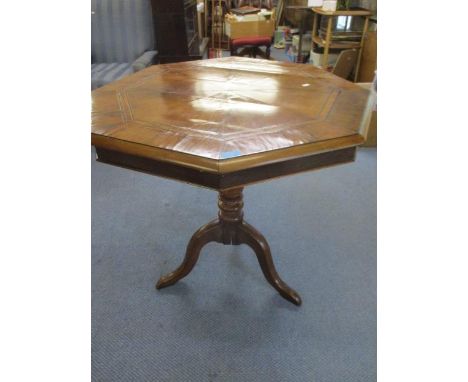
[331,49,358,80]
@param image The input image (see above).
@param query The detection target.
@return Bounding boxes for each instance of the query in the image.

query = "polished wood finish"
[156,187,302,305]
[91,57,371,305]
[92,57,369,177]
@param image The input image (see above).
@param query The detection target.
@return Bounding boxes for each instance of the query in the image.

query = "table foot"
[237,221,302,306]
[156,219,222,289]
[156,187,301,306]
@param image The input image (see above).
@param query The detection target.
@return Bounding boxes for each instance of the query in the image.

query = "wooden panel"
[95,146,356,190]
[357,30,376,82]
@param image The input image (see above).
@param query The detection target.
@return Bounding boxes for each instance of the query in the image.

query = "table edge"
[91,133,365,174]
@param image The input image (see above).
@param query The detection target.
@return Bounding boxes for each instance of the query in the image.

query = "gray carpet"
[92,147,376,382]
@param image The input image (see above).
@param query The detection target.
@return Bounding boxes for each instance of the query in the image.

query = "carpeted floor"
[92,147,376,382]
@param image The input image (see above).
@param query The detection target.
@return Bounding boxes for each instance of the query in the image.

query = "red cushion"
[231,36,271,47]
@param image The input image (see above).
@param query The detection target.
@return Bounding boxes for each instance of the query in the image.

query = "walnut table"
[91,57,371,306]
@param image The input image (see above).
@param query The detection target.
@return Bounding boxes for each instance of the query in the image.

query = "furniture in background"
[332,48,357,79]
[196,0,210,43]
[151,0,209,63]
[209,0,231,58]
[209,0,230,57]
[311,6,371,81]
[226,1,275,59]
[285,4,312,63]
[91,57,371,306]
[91,0,157,90]
[275,0,285,28]
[236,0,273,7]
[282,0,312,28]
[357,28,377,82]
[357,80,377,147]
[230,36,272,58]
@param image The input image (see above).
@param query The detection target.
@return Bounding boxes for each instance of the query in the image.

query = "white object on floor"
[310,51,339,67]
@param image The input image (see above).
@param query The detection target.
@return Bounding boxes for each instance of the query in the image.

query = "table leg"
[323,16,333,69]
[156,187,302,306]
[155,219,222,289]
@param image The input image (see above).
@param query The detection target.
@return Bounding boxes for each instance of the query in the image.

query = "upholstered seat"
[230,36,272,59]
[91,0,157,89]
[231,36,272,48]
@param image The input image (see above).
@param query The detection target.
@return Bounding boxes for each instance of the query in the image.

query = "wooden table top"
[92,57,371,189]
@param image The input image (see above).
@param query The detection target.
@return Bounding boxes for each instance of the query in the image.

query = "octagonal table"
[91,57,371,306]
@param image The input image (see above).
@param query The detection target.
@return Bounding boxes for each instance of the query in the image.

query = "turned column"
[218,187,244,244]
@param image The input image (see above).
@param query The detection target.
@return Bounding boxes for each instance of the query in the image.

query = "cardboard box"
[225,11,276,39]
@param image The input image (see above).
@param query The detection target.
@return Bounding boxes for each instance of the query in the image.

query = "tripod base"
[156,187,301,306]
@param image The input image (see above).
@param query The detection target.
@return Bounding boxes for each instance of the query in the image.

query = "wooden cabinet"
[151,0,208,63]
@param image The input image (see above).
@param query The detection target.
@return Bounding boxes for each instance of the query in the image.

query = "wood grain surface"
[92,57,369,174]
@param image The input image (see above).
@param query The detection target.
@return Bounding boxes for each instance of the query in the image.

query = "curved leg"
[156,219,222,289]
[238,221,302,306]
[156,187,301,306]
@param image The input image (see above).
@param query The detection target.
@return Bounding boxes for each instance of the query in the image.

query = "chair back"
[332,49,358,80]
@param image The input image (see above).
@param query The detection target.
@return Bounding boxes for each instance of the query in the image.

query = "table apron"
[94,146,357,190]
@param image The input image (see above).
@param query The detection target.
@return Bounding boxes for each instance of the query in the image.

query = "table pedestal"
[156,187,302,306]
